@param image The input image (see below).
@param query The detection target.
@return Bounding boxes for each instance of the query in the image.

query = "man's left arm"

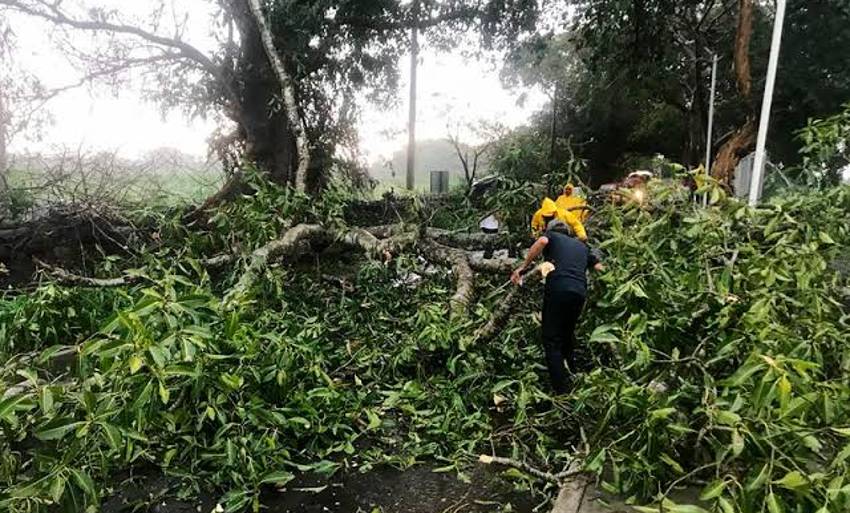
[588,247,605,272]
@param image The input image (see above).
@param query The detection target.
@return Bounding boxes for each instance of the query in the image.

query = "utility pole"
[703,53,718,206]
[749,0,787,206]
[405,0,420,191]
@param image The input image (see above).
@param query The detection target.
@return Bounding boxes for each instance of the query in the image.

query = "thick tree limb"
[419,239,476,316]
[479,455,588,513]
[449,255,475,317]
[337,227,391,261]
[550,475,591,513]
[425,228,513,251]
[474,270,542,343]
[201,254,237,269]
[712,118,756,185]
[224,223,325,306]
[733,0,754,100]
[247,0,310,192]
[468,254,515,274]
[222,223,418,307]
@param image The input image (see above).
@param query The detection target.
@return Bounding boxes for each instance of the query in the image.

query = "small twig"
[479,454,561,484]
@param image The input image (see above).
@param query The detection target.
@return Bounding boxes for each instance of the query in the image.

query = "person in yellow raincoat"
[531,198,587,241]
[555,183,590,223]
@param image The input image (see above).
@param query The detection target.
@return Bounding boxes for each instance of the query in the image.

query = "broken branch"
[33,257,136,287]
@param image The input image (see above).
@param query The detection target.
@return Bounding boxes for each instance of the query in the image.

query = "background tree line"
[501,0,850,187]
[1,0,848,204]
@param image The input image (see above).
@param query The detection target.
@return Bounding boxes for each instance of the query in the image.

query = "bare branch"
[33,257,136,287]
[478,454,562,484]
[0,0,240,107]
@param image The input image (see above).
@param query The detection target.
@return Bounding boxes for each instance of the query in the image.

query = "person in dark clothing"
[511,220,604,394]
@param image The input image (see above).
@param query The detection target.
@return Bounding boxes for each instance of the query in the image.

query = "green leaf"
[660,453,684,474]
[649,407,677,421]
[40,387,54,414]
[0,393,36,423]
[669,505,710,513]
[101,423,122,451]
[148,346,167,369]
[766,492,783,513]
[220,373,244,391]
[260,470,294,486]
[50,474,66,503]
[69,468,96,498]
[716,410,741,426]
[832,442,850,468]
[777,375,791,410]
[819,231,836,244]
[365,409,382,430]
[158,381,170,404]
[586,448,606,473]
[717,497,735,513]
[774,470,807,490]
[35,418,84,441]
[731,429,745,457]
[128,354,144,374]
[746,463,770,491]
[723,361,765,387]
[699,480,725,501]
[132,379,154,410]
[589,325,619,344]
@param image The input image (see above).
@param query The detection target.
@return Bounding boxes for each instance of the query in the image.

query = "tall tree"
[0,0,538,202]
[569,0,742,168]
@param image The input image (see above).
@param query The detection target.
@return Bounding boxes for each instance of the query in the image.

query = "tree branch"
[0,0,240,107]
[33,257,136,287]
[419,238,475,316]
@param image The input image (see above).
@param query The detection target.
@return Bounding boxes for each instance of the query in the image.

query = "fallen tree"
[2,183,849,513]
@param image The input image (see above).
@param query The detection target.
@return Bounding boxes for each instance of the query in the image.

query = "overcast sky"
[6,1,547,163]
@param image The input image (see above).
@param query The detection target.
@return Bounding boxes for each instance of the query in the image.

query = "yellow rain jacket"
[531,197,587,241]
[555,184,590,223]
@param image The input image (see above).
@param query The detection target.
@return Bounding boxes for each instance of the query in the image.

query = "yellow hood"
[538,198,559,217]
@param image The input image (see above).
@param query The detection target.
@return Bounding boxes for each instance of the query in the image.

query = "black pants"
[541,289,585,394]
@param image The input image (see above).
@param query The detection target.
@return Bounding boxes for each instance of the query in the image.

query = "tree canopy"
[502,0,850,185]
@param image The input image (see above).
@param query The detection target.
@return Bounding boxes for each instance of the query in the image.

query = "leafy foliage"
[580,185,850,511]
[1,180,849,513]
[792,102,850,188]
[507,0,850,178]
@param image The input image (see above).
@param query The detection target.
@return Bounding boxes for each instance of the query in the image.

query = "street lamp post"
[704,52,718,206]
[749,0,788,205]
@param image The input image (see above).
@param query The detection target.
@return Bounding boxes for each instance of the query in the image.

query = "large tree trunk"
[229,0,299,188]
[247,0,310,192]
[711,0,756,186]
